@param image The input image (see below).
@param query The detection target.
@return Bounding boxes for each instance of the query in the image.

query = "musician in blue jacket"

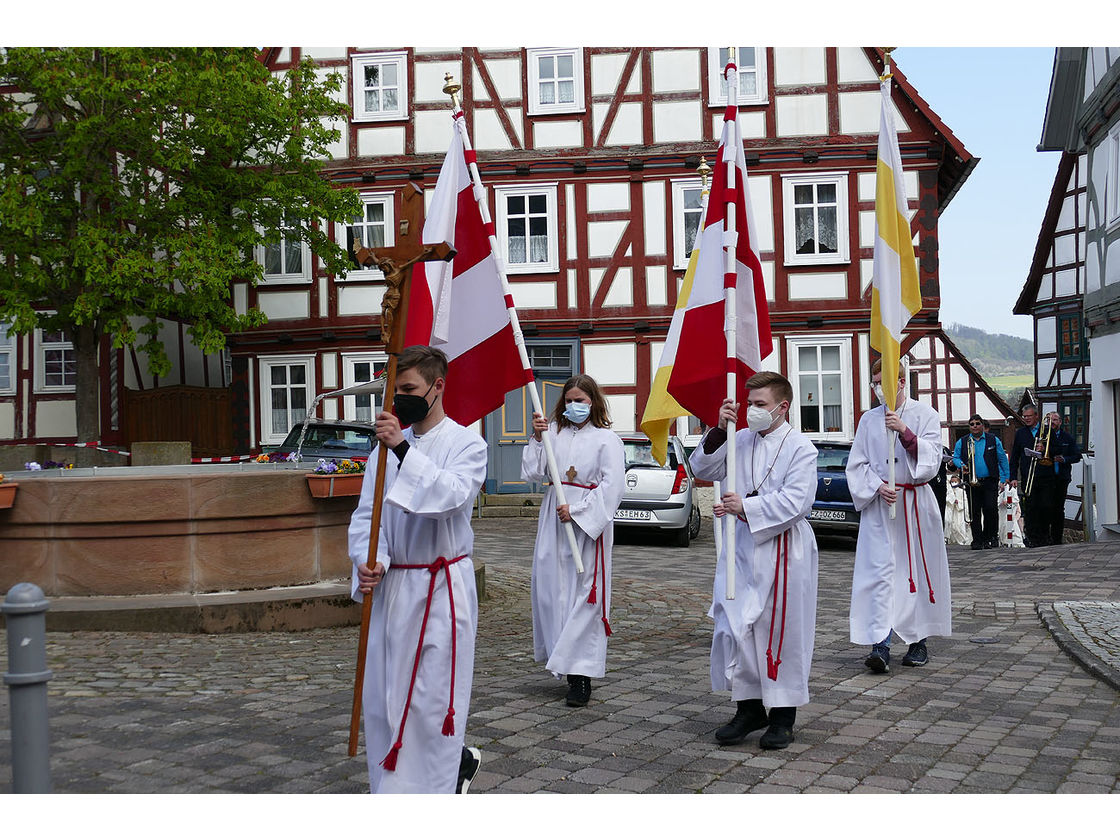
[952,414,1009,550]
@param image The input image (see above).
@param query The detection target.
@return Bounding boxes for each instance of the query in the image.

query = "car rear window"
[817,447,849,471]
[290,426,374,451]
[623,441,678,470]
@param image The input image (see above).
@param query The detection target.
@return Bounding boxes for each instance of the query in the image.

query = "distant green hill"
[944,323,1034,381]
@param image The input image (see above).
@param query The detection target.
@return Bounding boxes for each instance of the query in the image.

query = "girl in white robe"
[349,351,488,794]
[847,373,952,666]
[522,374,625,706]
[689,374,819,751]
[943,473,971,546]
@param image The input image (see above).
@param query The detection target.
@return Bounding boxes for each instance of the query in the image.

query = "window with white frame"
[495,184,559,273]
[351,51,408,122]
[35,327,76,393]
[708,47,767,106]
[0,322,14,394]
[341,353,388,422]
[340,193,392,278]
[788,337,852,439]
[1107,122,1120,227]
[255,214,311,283]
[781,172,850,266]
[259,355,315,444]
[527,48,584,115]
[672,180,705,269]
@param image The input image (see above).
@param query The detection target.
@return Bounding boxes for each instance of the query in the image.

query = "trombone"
[1023,413,1053,498]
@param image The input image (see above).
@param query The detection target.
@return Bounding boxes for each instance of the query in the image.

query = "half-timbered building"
[1015,149,1091,528]
[0,47,1015,488]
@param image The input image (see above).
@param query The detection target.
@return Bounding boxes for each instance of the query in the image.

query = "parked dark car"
[614,433,702,547]
[273,419,376,462]
[808,440,859,534]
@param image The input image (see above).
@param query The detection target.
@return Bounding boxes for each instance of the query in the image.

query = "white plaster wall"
[603,102,643,146]
[276,48,291,64]
[234,284,248,317]
[1055,232,1077,266]
[643,181,667,258]
[1037,357,1056,388]
[472,109,514,151]
[861,259,874,295]
[653,101,701,144]
[1057,193,1077,230]
[415,110,454,154]
[0,403,14,438]
[837,47,878,83]
[591,53,629,96]
[602,267,633,308]
[1037,316,1057,353]
[302,47,346,62]
[606,393,637,432]
[740,110,767,140]
[36,400,77,438]
[1055,268,1078,298]
[788,272,847,300]
[338,285,384,316]
[415,61,461,103]
[357,126,405,157]
[510,281,557,309]
[646,265,668,307]
[588,220,628,259]
[859,210,876,249]
[747,174,774,252]
[652,50,700,92]
[587,182,630,213]
[534,120,583,149]
[321,352,338,389]
[761,261,775,302]
[1089,333,1120,534]
[950,392,971,420]
[567,184,578,261]
[483,59,522,101]
[584,342,636,386]
[259,291,310,321]
[650,340,666,378]
[773,48,826,86]
[775,94,828,137]
[950,365,969,388]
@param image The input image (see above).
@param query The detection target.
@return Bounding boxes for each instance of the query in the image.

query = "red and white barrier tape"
[190,455,254,464]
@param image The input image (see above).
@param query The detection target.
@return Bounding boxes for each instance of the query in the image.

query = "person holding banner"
[847,358,952,673]
[689,372,819,751]
[523,374,625,708]
[348,345,487,794]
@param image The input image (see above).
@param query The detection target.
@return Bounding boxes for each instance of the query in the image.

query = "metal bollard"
[2,583,53,793]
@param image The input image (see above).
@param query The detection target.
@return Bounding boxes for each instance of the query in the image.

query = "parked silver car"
[614,433,702,547]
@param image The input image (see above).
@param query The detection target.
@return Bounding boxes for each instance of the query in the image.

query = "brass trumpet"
[968,438,980,486]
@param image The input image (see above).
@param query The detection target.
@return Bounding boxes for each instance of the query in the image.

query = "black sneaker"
[714,699,769,745]
[864,644,890,673]
[901,640,928,667]
[565,675,592,707]
[456,746,482,794]
[759,724,794,750]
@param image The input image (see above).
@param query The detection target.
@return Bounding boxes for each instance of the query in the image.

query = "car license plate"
[615,509,651,521]
[809,509,849,521]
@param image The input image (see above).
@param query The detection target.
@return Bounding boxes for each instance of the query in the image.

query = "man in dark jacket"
[1038,412,1082,545]
[1010,406,1082,546]
[1009,405,1042,546]
[952,415,1009,549]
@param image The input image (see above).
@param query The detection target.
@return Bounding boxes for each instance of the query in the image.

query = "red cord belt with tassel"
[547,480,612,638]
[897,483,936,604]
[379,553,467,772]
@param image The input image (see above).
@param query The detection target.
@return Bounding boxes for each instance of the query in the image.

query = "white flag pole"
[882,51,898,521]
[722,50,739,600]
[443,74,583,573]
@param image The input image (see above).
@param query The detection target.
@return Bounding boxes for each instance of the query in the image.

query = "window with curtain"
[527,48,584,115]
[672,180,704,269]
[342,193,393,276]
[352,52,408,121]
[342,354,387,422]
[37,328,76,392]
[791,340,850,437]
[782,172,850,265]
[708,46,767,106]
[260,356,314,443]
[496,185,558,273]
[0,323,13,394]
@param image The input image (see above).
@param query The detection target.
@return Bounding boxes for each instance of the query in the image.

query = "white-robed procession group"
[343,50,951,794]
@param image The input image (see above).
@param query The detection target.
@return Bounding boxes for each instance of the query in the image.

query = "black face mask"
[393,381,436,427]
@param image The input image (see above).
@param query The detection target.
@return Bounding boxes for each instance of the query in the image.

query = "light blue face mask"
[563,401,592,424]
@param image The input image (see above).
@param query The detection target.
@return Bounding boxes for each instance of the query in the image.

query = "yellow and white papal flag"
[870,74,921,411]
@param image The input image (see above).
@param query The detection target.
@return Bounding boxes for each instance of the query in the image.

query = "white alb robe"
[689,423,819,708]
[943,481,971,546]
[348,417,487,794]
[846,400,952,645]
[998,484,1025,548]
[522,423,624,679]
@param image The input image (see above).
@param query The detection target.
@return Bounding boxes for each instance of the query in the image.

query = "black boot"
[565,674,592,707]
[714,698,768,745]
[759,706,796,750]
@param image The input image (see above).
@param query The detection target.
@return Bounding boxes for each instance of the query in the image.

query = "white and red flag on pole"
[665,73,772,430]
[403,114,533,426]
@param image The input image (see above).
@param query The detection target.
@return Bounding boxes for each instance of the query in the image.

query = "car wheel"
[672,523,690,547]
[688,504,701,539]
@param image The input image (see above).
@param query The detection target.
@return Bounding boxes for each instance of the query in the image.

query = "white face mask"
[872,383,885,405]
[563,401,591,424]
[746,404,779,433]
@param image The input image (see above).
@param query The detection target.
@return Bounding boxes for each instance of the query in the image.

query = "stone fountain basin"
[0,464,358,598]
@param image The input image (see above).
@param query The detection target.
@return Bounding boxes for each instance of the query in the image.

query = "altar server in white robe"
[847,357,952,674]
[349,346,487,794]
[523,374,625,708]
[689,371,819,751]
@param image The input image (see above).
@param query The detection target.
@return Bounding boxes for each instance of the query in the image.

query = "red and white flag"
[666,97,772,429]
[404,116,533,426]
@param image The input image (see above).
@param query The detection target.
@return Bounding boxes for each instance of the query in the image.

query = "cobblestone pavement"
[2,515,1119,794]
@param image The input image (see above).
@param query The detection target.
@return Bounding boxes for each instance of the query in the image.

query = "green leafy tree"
[0,47,360,441]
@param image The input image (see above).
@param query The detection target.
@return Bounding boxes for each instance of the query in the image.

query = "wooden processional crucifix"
[347,182,455,756]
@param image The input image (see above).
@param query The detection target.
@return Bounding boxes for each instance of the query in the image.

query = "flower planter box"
[0,483,17,509]
[306,474,364,498]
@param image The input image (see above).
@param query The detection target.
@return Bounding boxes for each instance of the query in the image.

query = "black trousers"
[966,478,999,547]
[1023,475,1065,546]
